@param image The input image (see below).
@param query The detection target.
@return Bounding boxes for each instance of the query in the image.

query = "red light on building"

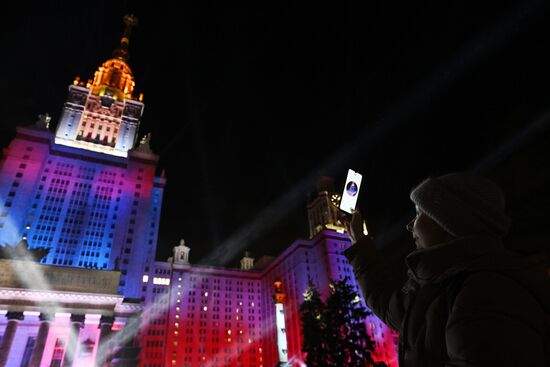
[273,280,286,304]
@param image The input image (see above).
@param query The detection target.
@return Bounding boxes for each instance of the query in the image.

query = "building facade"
[138,231,398,367]
[0,258,142,367]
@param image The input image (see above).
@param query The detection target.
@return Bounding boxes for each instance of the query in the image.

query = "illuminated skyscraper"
[0,17,398,366]
[0,15,165,298]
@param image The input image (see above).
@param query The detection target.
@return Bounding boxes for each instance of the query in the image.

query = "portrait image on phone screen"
[339,169,362,214]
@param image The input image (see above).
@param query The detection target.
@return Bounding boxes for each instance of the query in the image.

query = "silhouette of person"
[344,172,550,367]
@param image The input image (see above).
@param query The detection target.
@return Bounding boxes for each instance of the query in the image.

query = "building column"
[28,313,53,367]
[0,311,25,367]
[96,315,115,367]
[61,314,85,367]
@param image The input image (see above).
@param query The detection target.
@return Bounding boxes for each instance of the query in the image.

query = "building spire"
[113,14,138,61]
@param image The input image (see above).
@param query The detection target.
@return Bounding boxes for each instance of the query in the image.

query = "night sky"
[2,1,550,266]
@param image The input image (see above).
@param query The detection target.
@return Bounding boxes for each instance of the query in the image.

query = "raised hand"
[343,209,366,245]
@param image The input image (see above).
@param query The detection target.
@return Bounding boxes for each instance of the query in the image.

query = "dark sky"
[2,1,550,266]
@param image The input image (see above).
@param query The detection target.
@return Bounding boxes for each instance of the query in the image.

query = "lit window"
[142,275,149,283]
[153,277,170,285]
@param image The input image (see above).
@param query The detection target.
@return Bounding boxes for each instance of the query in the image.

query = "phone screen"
[339,169,362,214]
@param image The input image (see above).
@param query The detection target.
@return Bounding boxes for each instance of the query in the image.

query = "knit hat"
[410,172,511,238]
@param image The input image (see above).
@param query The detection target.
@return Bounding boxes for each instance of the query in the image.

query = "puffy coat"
[345,235,550,367]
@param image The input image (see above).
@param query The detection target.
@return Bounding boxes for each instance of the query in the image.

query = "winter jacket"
[344,235,550,367]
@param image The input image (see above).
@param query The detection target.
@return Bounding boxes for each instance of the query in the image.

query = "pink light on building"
[139,227,398,367]
[0,16,165,300]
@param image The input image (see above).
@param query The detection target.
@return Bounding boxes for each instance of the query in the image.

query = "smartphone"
[339,169,362,214]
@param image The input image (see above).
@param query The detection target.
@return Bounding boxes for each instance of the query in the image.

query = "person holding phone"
[344,172,550,367]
